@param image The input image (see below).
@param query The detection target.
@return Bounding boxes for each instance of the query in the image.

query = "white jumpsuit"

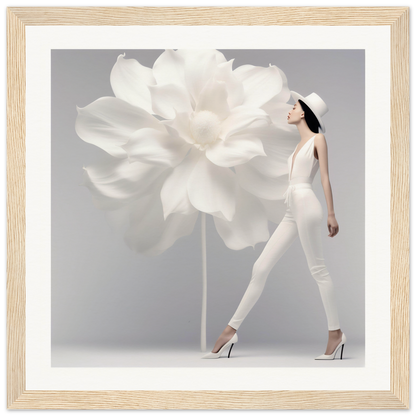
[228,134,341,331]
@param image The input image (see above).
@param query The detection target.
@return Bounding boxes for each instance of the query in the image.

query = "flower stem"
[201,212,207,352]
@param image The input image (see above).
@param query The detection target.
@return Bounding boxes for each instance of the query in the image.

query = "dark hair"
[298,99,321,134]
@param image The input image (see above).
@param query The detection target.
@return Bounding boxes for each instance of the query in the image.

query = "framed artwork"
[7,6,409,410]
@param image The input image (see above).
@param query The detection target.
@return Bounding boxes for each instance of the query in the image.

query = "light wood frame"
[7,6,409,409]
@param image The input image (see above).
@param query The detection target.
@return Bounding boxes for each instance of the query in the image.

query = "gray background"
[51,49,364,363]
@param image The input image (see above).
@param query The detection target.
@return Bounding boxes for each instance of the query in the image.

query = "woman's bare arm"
[314,133,339,237]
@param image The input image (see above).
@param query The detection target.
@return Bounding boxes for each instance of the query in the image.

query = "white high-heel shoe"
[315,332,347,360]
[201,332,238,359]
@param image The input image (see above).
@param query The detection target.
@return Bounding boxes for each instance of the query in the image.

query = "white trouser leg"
[228,210,298,330]
[291,187,341,331]
[228,185,341,332]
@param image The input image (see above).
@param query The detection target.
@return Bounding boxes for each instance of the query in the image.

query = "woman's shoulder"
[313,133,327,159]
[314,133,327,143]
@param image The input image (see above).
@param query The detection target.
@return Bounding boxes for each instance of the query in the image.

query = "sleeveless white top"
[283,134,320,207]
[288,134,319,182]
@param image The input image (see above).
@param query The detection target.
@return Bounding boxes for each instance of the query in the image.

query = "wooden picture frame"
[7,6,409,409]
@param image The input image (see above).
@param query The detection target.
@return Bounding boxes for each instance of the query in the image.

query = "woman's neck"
[296,122,316,141]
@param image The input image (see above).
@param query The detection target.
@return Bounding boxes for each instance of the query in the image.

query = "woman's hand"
[327,213,339,237]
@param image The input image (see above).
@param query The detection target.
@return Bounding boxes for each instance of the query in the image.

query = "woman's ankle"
[226,325,237,333]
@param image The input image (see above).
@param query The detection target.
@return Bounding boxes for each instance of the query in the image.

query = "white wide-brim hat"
[290,91,328,133]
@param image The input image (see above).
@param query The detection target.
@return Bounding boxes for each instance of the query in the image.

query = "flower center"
[190,110,221,145]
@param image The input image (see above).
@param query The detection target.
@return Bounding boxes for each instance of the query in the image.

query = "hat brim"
[290,91,326,133]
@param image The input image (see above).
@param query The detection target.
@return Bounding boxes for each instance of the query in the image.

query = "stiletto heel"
[201,332,238,359]
[228,343,235,358]
[315,332,347,360]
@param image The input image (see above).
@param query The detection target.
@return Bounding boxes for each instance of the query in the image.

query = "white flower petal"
[245,124,297,178]
[235,162,288,200]
[148,83,193,120]
[121,127,191,167]
[195,78,230,121]
[175,49,227,105]
[233,64,285,108]
[143,210,199,256]
[261,64,291,104]
[214,59,245,109]
[219,106,271,141]
[205,131,266,168]
[187,153,237,221]
[81,155,170,210]
[110,53,155,114]
[160,112,195,145]
[213,186,270,250]
[152,49,187,89]
[160,147,201,219]
[75,96,163,158]
[261,101,295,130]
[123,191,199,257]
[79,50,299,257]
[122,195,162,251]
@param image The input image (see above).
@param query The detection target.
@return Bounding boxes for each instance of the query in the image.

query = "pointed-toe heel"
[315,332,347,360]
[201,332,238,359]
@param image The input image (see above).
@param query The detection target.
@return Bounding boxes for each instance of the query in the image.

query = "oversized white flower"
[75,49,298,256]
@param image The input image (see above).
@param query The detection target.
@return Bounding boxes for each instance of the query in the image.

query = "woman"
[202,91,347,360]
